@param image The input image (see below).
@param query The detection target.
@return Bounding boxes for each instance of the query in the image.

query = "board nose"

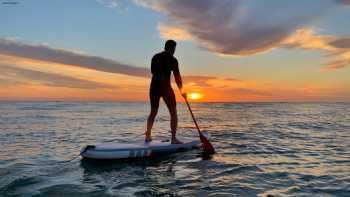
[80,145,95,155]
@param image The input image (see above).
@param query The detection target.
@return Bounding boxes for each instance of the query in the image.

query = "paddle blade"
[184,98,215,155]
[199,132,215,155]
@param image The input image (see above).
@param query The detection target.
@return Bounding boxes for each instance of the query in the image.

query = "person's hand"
[180,88,187,99]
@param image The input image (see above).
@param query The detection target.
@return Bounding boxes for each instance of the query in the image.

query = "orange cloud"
[178,76,350,102]
[0,84,148,101]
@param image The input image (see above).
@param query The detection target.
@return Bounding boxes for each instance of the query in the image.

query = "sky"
[0,0,350,102]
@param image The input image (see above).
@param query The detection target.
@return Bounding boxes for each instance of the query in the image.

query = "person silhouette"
[145,40,186,144]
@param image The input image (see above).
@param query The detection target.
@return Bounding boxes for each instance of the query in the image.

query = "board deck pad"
[81,137,201,160]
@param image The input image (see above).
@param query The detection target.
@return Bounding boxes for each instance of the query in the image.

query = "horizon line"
[0,99,349,104]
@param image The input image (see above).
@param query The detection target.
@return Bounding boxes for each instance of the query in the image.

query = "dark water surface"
[1,102,350,196]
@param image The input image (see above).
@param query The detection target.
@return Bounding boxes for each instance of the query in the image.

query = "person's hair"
[164,40,176,51]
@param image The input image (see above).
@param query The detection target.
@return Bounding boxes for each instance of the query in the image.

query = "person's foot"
[145,131,152,143]
[171,137,183,144]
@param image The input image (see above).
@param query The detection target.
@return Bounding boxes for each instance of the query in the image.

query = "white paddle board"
[80,138,201,160]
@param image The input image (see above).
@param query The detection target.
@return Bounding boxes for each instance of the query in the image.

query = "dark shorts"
[150,84,176,109]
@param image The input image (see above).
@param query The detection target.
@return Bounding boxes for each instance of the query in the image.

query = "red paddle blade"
[199,133,215,155]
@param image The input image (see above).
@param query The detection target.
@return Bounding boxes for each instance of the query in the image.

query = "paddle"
[184,97,215,155]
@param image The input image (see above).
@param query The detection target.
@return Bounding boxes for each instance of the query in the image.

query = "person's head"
[164,40,176,55]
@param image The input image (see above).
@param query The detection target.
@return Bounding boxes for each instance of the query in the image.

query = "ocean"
[0,102,349,196]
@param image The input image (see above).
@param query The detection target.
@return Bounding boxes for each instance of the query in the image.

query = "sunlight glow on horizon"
[187,92,203,100]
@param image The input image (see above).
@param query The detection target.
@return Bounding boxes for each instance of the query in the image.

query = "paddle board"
[80,138,201,160]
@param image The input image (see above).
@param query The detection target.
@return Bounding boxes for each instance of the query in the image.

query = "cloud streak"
[0,38,149,78]
[0,38,246,88]
[0,64,117,89]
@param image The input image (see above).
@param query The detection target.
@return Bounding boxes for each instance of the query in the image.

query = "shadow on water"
[77,150,214,196]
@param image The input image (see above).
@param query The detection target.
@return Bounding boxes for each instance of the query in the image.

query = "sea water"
[0,102,349,196]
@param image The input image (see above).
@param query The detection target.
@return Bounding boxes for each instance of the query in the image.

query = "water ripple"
[0,102,349,196]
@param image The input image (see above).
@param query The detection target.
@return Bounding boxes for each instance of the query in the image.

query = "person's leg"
[163,89,182,144]
[146,88,160,142]
[145,107,158,141]
[169,105,182,144]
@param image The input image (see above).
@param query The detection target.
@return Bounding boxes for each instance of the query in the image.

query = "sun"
[188,92,203,100]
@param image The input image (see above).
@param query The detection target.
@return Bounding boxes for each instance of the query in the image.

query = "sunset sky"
[1,0,350,102]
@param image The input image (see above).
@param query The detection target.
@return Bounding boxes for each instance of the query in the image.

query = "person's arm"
[173,61,186,98]
[151,55,156,75]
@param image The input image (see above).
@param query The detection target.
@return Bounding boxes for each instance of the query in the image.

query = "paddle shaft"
[184,98,202,134]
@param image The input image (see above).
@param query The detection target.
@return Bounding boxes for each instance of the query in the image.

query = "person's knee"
[150,108,158,116]
[169,108,177,119]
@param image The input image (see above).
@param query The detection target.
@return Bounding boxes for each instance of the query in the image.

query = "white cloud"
[136,0,339,56]
[135,0,350,69]
[97,0,119,8]
[281,28,350,70]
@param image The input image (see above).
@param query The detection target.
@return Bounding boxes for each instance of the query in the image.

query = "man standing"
[145,40,186,144]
